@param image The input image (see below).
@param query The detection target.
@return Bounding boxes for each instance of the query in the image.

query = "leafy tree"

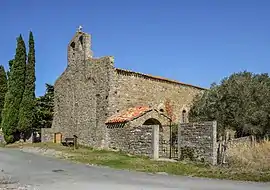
[189,71,270,139]
[1,35,27,143]
[33,84,54,129]
[18,31,36,140]
[0,66,7,124]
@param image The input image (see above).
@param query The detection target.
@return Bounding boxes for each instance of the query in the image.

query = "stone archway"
[143,118,162,159]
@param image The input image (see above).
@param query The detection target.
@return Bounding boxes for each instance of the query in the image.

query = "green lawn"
[4,142,270,182]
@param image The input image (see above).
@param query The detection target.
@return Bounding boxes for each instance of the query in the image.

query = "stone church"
[42,28,206,156]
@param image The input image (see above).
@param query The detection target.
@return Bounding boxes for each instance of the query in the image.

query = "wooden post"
[73,135,78,150]
[221,132,229,164]
[217,136,222,164]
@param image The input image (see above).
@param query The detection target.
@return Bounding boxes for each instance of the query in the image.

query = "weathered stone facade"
[178,121,217,165]
[42,29,206,153]
[50,55,114,147]
[107,124,153,157]
[111,69,204,123]
[107,109,170,157]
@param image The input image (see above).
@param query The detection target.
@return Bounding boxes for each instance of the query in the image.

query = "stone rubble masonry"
[107,110,171,157]
[42,30,206,151]
[0,129,4,143]
[112,69,205,124]
[49,56,114,148]
[107,123,153,157]
[178,121,217,165]
[43,31,114,148]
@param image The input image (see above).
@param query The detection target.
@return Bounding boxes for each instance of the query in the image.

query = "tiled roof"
[105,106,152,124]
[115,68,206,90]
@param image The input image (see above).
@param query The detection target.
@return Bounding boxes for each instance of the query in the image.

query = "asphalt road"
[0,148,269,190]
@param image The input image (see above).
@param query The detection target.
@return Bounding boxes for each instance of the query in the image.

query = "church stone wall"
[110,69,205,123]
[45,56,114,148]
[42,30,206,152]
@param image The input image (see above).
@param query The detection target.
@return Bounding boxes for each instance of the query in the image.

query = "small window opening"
[182,110,187,123]
[70,42,75,49]
[79,36,83,47]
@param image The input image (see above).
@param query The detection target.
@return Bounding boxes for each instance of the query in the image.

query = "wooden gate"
[54,133,62,143]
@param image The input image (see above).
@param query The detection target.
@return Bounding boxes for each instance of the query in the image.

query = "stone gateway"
[42,29,207,159]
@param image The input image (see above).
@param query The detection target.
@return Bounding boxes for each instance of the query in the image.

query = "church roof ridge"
[115,68,207,90]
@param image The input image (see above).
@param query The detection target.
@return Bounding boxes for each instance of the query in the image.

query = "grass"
[4,142,270,182]
[227,140,270,171]
[0,143,5,148]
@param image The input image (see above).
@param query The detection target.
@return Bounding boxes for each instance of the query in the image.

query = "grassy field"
[4,141,270,182]
[227,140,270,171]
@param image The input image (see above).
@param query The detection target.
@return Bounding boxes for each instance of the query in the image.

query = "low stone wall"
[0,129,4,144]
[41,128,54,142]
[227,136,253,148]
[178,121,217,165]
[107,124,153,157]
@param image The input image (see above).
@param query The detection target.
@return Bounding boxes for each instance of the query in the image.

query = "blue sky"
[1,0,270,96]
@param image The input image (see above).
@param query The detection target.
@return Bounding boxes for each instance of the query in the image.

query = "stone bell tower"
[67,26,93,67]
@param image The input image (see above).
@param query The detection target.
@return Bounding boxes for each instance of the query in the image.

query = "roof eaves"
[115,68,207,90]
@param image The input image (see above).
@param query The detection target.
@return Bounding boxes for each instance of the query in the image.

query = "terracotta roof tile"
[105,106,151,124]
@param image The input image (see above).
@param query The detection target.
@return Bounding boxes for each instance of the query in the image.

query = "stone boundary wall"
[41,128,54,142]
[227,136,252,148]
[178,121,217,165]
[107,124,153,157]
[229,136,251,143]
[0,129,4,143]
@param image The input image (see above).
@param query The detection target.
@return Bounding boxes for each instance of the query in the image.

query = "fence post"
[73,135,78,150]
[212,121,217,165]
[221,131,229,164]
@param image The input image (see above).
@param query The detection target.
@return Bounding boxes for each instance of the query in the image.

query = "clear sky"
[1,0,269,96]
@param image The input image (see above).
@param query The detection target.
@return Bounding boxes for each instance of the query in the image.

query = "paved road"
[0,148,269,190]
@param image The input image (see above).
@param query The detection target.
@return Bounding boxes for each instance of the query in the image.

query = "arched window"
[70,42,75,49]
[79,36,84,50]
[79,36,84,46]
[182,110,187,123]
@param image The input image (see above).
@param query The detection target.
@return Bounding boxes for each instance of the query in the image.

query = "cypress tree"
[18,31,36,140]
[6,59,14,81]
[1,35,27,143]
[0,66,7,125]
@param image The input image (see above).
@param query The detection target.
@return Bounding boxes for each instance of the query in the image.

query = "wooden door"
[54,133,62,143]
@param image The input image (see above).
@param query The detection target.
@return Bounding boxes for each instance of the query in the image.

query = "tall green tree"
[6,60,14,81]
[33,84,54,129]
[189,71,270,139]
[1,35,27,143]
[18,31,36,140]
[0,66,7,125]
